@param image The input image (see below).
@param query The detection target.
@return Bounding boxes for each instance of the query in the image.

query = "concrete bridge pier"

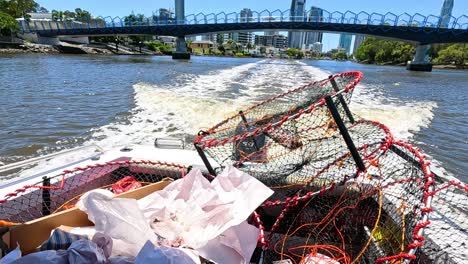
[172,0,190,60]
[172,36,190,60]
[37,35,60,45]
[407,44,432,72]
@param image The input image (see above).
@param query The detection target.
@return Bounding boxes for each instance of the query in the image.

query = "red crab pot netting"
[254,142,434,264]
[254,119,393,205]
[0,160,188,223]
[417,180,467,264]
[194,71,363,183]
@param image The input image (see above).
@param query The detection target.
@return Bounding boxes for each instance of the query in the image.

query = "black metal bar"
[239,111,260,151]
[42,176,51,216]
[329,75,355,124]
[325,96,366,172]
[194,144,217,176]
[389,145,443,181]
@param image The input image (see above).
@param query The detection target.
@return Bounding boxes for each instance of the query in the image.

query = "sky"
[35,0,467,51]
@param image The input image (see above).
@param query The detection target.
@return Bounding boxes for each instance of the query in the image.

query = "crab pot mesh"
[0,160,188,223]
[416,180,467,264]
[194,71,363,184]
[255,142,433,264]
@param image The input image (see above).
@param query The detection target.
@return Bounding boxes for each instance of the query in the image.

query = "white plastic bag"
[67,240,106,264]
[134,241,200,264]
[77,189,158,256]
[197,220,260,264]
[138,166,273,262]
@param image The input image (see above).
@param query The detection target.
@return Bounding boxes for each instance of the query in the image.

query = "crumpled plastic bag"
[10,250,68,264]
[77,166,273,263]
[139,166,272,247]
[108,256,134,264]
[76,189,158,256]
[197,220,259,264]
[92,233,113,259]
[139,165,273,263]
[67,240,106,264]
[0,245,21,264]
[134,241,200,264]
[8,240,107,264]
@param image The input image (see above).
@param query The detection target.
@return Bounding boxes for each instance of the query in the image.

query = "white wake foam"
[350,83,437,140]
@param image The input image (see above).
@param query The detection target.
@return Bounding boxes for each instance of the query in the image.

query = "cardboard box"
[4,178,173,254]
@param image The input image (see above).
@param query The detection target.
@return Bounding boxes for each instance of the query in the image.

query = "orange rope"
[52,181,156,214]
[0,220,20,227]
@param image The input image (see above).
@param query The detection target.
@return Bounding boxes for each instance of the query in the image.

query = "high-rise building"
[305,6,324,47]
[439,0,454,27]
[255,35,288,49]
[237,8,253,45]
[159,8,172,20]
[338,33,353,54]
[240,8,253,22]
[312,42,323,53]
[353,35,366,54]
[288,0,306,48]
[263,17,279,36]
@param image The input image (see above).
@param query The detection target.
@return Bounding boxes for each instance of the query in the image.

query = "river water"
[0,54,466,181]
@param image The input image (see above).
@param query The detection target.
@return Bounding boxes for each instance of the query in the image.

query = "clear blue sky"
[36,0,467,51]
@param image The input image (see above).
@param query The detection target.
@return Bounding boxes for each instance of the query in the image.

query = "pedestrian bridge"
[18,9,468,44]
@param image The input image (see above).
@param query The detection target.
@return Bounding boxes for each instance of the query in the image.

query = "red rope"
[0,159,188,204]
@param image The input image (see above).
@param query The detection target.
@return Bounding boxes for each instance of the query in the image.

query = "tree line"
[355,37,467,66]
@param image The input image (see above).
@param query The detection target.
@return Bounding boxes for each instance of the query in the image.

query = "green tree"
[332,51,348,60]
[51,10,63,19]
[74,8,91,22]
[218,44,225,55]
[216,34,224,45]
[0,11,19,36]
[286,48,304,59]
[355,37,415,64]
[246,42,253,52]
[434,44,467,65]
[186,39,192,53]
[0,0,39,18]
[124,13,146,26]
[145,40,173,55]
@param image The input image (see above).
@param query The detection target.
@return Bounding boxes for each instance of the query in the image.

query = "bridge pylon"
[172,0,190,60]
[172,36,190,59]
[407,44,432,72]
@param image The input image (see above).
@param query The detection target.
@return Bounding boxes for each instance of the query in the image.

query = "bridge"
[19,11,468,43]
[17,3,468,70]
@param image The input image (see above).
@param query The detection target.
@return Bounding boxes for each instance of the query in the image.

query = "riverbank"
[355,60,468,71]
[0,42,145,55]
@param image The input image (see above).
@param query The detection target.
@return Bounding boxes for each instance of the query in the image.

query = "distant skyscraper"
[240,8,253,22]
[305,7,324,47]
[263,17,279,36]
[288,0,306,48]
[255,34,288,49]
[353,35,365,54]
[237,8,253,45]
[439,0,454,27]
[338,33,353,54]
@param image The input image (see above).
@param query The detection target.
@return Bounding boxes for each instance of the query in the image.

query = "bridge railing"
[17,9,468,34]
